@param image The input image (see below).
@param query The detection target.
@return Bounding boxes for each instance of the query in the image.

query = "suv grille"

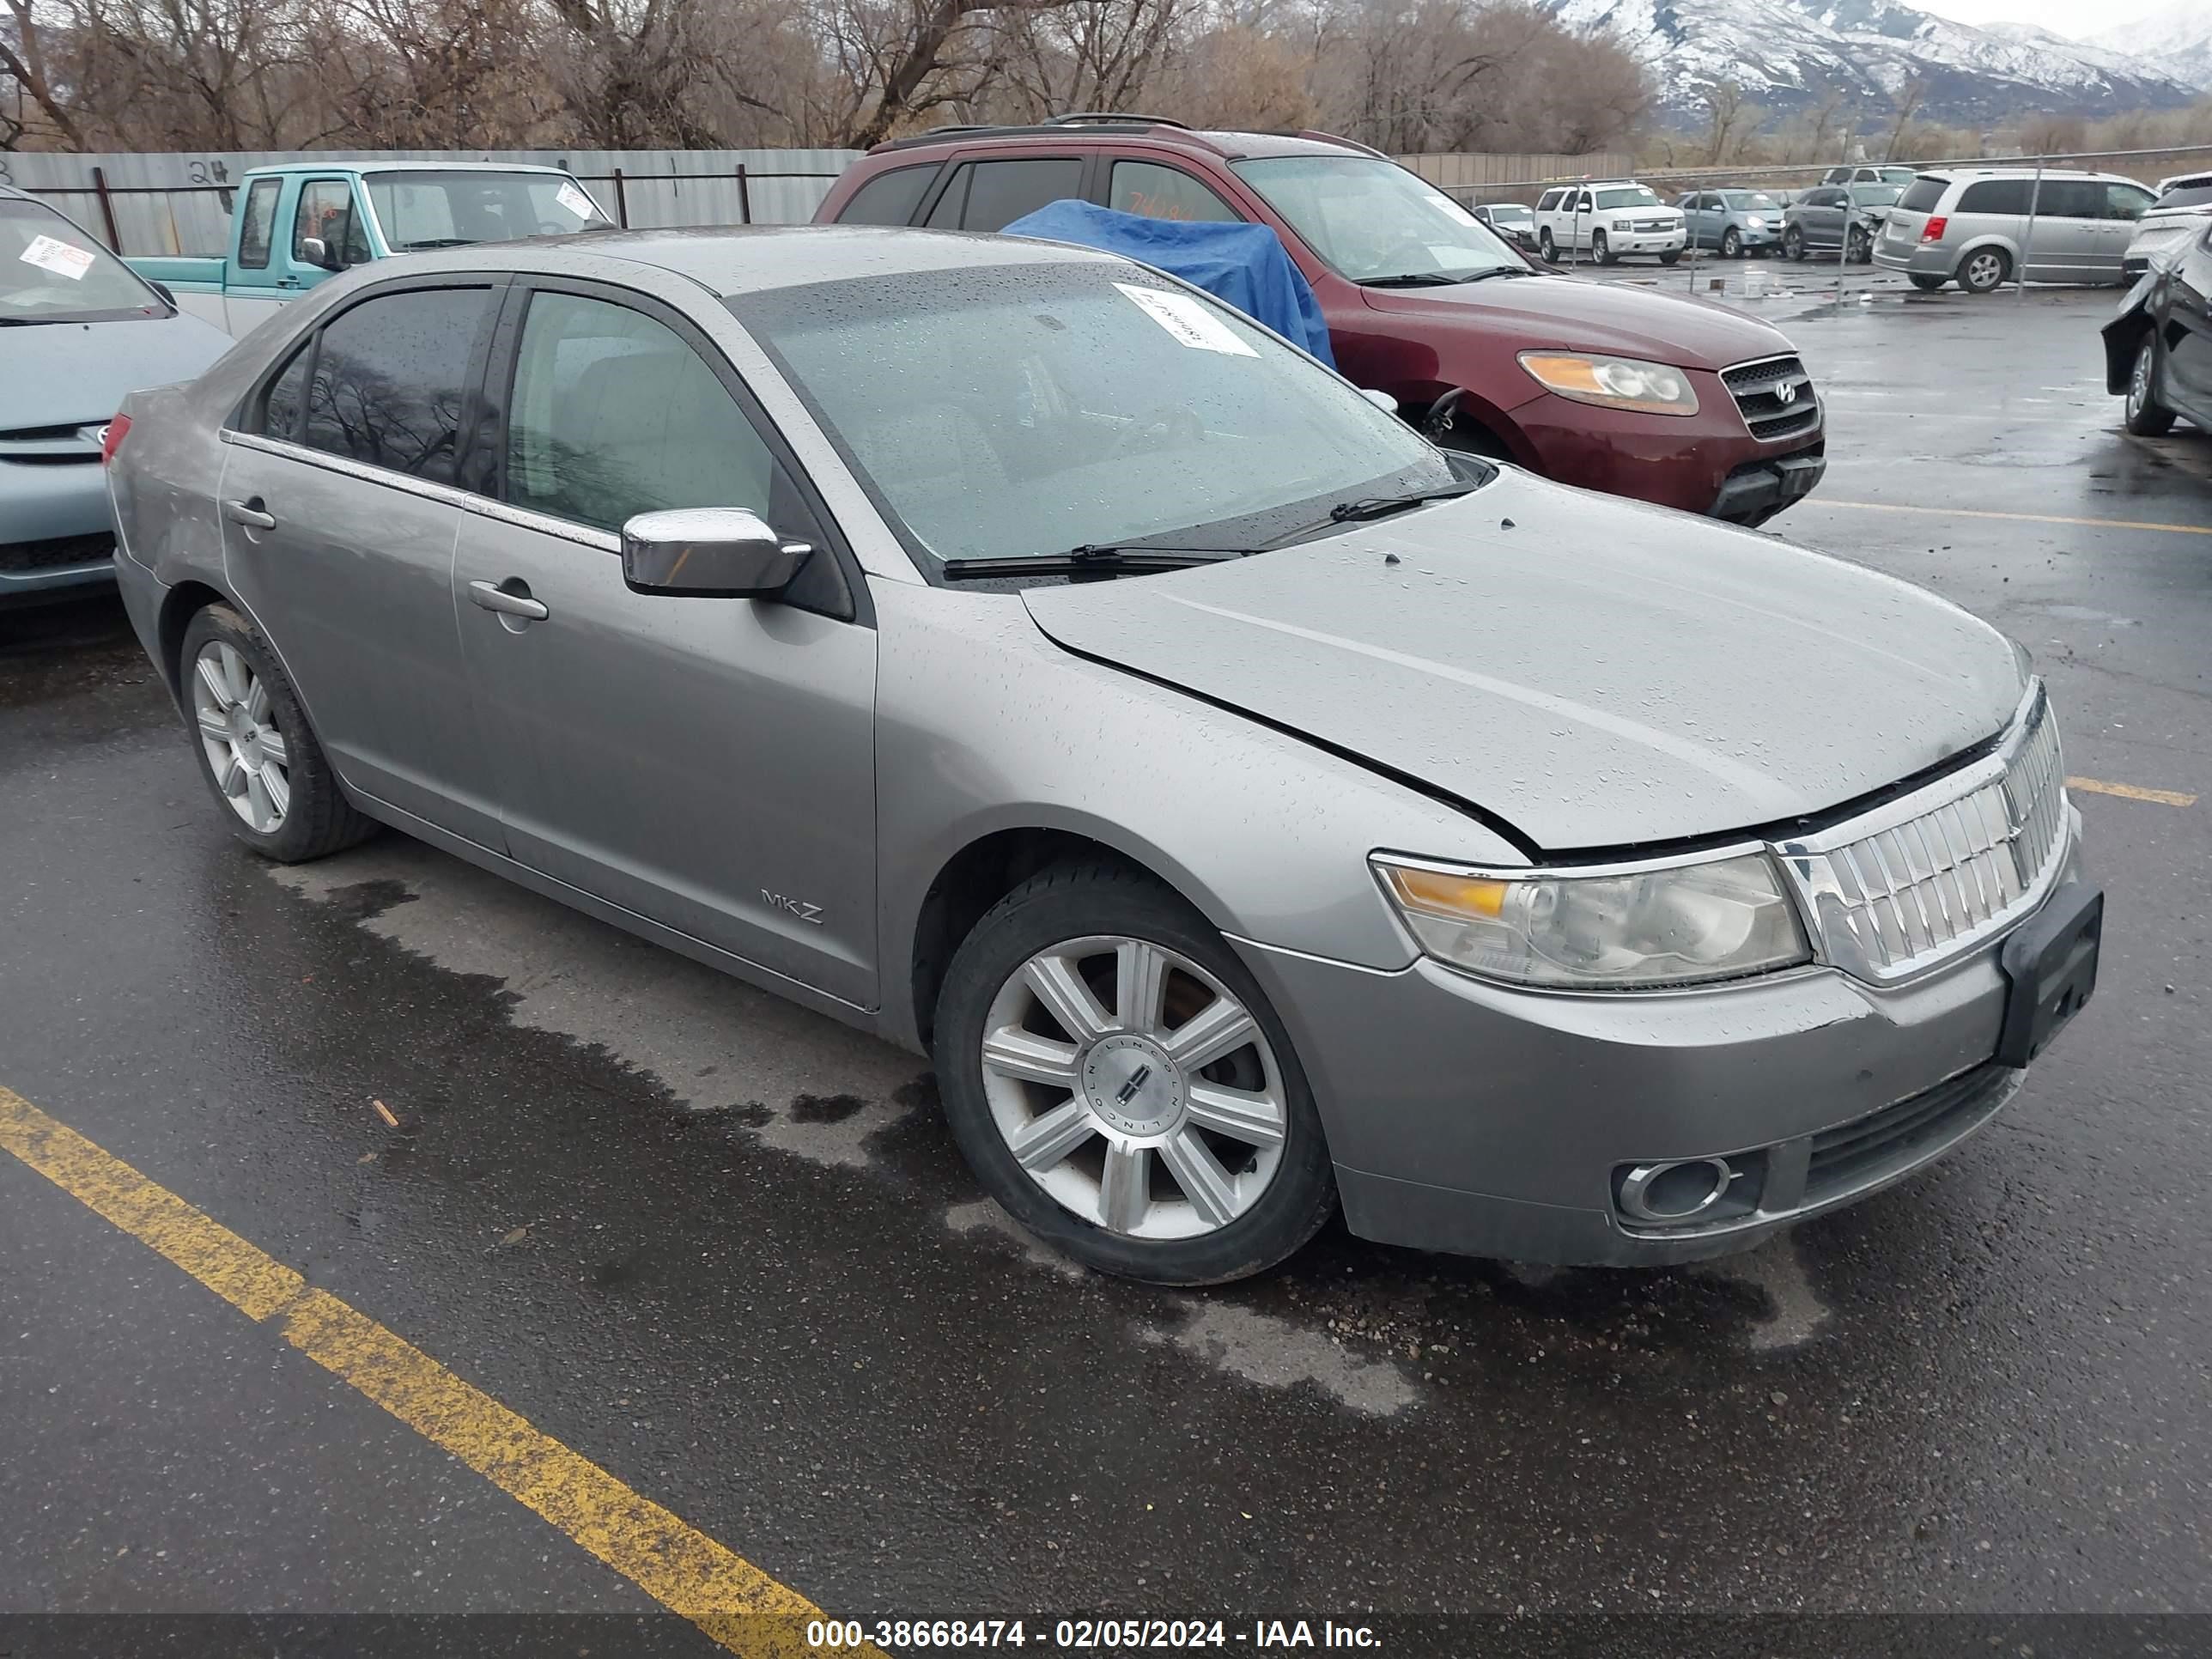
[1779,688,2066,982]
[1633,217,1673,232]
[0,532,115,574]
[1723,355,1820,442]
[1804,1064,2011,1205]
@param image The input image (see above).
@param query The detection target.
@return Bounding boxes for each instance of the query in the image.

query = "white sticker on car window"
[555,182,597,221]
[1115,283,1258,356]
[20,234,95,281]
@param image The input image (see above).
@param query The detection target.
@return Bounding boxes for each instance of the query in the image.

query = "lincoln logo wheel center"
[1082,1034,1187,1138]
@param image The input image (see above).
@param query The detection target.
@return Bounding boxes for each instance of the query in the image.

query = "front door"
[280,176,371,299]
[451,282,878,1006]
[218,279,507,848]
[221,175,289,337]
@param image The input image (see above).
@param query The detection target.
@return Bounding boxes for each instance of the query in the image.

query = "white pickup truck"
[1532,182,1687,265]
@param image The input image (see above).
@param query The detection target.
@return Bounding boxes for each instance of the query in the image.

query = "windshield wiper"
[939,544,1250,582]
[397,237,474,251]
[1461,265,1538,282]
[1255,483,1483,551]
[1356,271,1467,288]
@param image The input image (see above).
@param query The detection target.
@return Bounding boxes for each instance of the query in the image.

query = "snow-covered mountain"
[2091,2,2212,94]
[1547,0,2203,127]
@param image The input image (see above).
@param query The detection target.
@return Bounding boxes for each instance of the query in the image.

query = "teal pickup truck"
[129,161,613,337]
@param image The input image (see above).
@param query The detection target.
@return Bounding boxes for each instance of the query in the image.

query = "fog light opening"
[1620,1157,1735,1224]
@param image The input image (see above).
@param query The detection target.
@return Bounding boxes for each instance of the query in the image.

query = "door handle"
[276,276,302,289]
[467,580,550,622]
[222,498,276,531]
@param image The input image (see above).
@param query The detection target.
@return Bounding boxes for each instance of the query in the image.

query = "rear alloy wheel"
[180,604,376,862]
[1783,226,1805,261]
[1538,228,1558,263]
[935,863,1335,1285]
[1848,226,1872,264]
[1959,247,2010,295]
[1593,230,1616,265]
[2124,334,2177,436]
[1721,227,1743,258]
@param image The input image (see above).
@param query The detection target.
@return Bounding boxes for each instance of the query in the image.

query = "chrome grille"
[1778,687,2068,982]
[1633,217,1673,232]
[1722,355,1820,442]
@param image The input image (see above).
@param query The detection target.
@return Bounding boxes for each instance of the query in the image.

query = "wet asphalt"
[2,275,2209,1650]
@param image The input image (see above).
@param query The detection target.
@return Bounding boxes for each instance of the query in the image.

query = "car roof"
[241,161,580,179]
[1915,167,2138,185]
[395,223,1124,297]
[867,121,1377,164]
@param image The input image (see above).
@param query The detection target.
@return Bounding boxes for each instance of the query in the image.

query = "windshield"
[362,171,611,251]
[731,263,1456,573]
[1853,185,1903,208]
[1722,191,1779,210]
[1595,186,1662,210]
[1487,204,1533,223]
[1,198,167,324]
[1230,156,1523,283]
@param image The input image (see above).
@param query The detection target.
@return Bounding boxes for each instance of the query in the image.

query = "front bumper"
[1233,844,2089,1267]
[1510,386,1825,519]
[2,458,118,599]
[1603,230,1686,255]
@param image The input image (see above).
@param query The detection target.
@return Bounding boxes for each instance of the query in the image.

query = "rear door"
[1954,179,2029,267]
[450,279,879,1004]
[218,278,507,847]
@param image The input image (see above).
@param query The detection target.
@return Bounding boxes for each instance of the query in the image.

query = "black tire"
[1908,272,1947,292]
[2124,334,2177,437]
[178,603,377,863]
[1659,248,1681,265]
[1783,226,1805,261]
[1538,228,1557,263]
[1721,227,1742,258]
[933,861,1337,1286]
[1593,230,1615,265]
[1957,246,2010,295]
[1848,227,1871,264]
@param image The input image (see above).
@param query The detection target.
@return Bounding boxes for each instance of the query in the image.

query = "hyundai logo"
[1776,381,1798,405]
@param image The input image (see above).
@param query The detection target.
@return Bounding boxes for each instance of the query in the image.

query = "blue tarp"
[1001,200,1337,370]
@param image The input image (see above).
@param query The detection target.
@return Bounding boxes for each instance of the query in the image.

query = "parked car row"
[99,216,2102,1284]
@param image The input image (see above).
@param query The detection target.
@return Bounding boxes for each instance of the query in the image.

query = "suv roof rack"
[1042,111,1190,129]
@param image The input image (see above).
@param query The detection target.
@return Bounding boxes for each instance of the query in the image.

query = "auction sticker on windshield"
[20,234,94,280]
[556,182,597,220]
[1115,283,1258,356]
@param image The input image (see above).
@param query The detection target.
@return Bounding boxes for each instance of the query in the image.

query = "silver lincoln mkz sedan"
[106,227,2101,1285]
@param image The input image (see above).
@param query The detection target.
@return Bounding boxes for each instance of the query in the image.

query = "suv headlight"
[1374,853,1812,990]
[1612,217,1633,231]
[1516,351,1699,416]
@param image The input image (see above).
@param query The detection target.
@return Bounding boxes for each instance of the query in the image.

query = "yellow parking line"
[0,1086,877,1658]
[2068,776,2197,807]
[1815,500,2212,537]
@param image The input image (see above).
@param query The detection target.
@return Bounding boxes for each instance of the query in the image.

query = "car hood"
[0,313,232,429]
[1358,275,1790,372]
[1022,471,2024,854]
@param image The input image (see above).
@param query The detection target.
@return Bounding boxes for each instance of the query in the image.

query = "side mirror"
[1360,387,1399,416]
[148,280,177,307]
[300,235,343,272]
[621,507,812,599]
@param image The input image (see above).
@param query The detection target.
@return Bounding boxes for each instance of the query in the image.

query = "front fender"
[2101,276,2159,394]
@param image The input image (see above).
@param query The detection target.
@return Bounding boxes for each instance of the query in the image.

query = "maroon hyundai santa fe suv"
[815,116,1826,523]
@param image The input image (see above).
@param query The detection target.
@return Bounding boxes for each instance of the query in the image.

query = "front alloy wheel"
[2125,334,2177,436]
[192,641,290,833]
[980,935,1287,1241]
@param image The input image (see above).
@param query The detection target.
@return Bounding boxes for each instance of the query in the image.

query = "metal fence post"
[2019,157,2044,301]
[611,167,629,228]
[737,164,751,226]
[90,165,123,252]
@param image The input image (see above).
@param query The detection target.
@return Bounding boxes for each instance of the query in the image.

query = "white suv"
[1533,182,1686,265]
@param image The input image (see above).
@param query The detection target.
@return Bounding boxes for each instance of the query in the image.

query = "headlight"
[1516,351,1699,416]
[1612,218,1633,231]
[1745,216,1767,228]
[1374,853,1812,990]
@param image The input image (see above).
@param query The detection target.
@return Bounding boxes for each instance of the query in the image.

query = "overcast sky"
[1910,0,2167,36]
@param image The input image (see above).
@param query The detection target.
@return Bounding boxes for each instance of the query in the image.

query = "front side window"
[505,291,780,534]
[294,179,369,268]
[2104,183,2156,220]
[237,179,281,270]
[301,286,495,482]
[1110,161,1239,223]
[362,171,611,252]
[0,198,167,324]
[732,262,1455,572]
[1231,155,1522,283]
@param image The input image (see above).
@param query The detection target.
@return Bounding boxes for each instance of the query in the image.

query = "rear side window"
[260,339,310,439]
[237,179,281,270]
[927,158,1083,232]
[1110,161,1238,223]
[1536,189,1563,212]
[836,165,936,227]
[1897,178,1948,214]
[1957,179,2032,216]
[302,286,495,483]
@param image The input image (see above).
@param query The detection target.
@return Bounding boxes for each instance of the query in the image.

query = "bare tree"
[1881,76,1925,162]
[2,0,86,145]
